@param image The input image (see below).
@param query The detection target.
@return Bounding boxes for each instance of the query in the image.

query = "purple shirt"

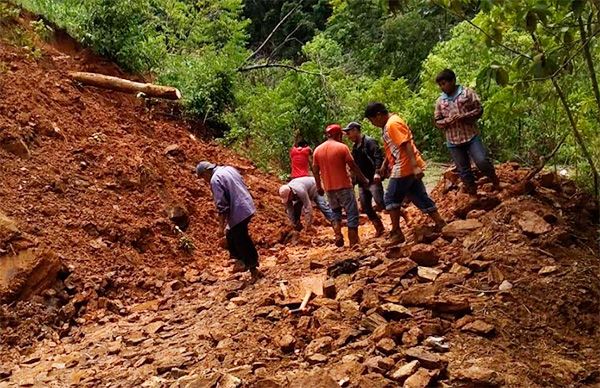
[210,166,256,228]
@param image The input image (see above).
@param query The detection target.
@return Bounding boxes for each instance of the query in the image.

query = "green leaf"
[495,67,509,86]
[563,31,574,46]
[476,66,493,90]
[480,0,494,13]
[525,11,538,33]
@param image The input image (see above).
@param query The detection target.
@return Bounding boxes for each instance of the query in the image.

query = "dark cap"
[195,161,216,175]
[343,122,361,132]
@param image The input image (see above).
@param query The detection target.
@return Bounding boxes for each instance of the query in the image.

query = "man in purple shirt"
[196,161,261,280]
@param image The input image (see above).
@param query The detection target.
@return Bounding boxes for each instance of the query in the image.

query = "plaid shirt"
[434,86,483,145]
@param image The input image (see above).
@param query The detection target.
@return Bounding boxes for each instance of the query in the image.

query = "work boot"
[400,208,410,223]
[332,221,344,247]
[348,227,360,247]
[429,211,447,232]
[372,218,385,237]
[249,267,264,283]
[463,183,478,195]
[490,174,501,191]
[387,229,406,246]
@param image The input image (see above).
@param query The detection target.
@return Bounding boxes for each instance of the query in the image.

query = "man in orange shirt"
[313,124,369,247]
[365,103,446,244]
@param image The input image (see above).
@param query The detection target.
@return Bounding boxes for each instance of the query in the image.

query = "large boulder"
[0,249,61,303]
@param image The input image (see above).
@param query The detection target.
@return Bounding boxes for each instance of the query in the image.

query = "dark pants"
[359,183,385,221]
[226,216,258,269]
[385,176,437,214]
[448,136,496,187]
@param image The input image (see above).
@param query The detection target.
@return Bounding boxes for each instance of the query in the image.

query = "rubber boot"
[490,174,501,191]
[372,218,385,237]
[429,210,447,232]
[332,221,344,247]
[348,227,360,247]
[463,183,478,195]
[387,228,406,246]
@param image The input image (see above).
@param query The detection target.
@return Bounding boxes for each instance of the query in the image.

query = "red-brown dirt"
[1,14,599,388]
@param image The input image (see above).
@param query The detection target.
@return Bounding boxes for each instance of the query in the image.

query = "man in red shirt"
[289,139,312,179]
[313,124,369,247]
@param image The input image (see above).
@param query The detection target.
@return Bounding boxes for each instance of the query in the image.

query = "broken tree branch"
[237,63,320,76]
[521,130,570,182]
[243,3,302,64]
[551,76,599,197]
[70,72,181,100]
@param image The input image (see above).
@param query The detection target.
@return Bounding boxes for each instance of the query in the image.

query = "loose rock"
[539,265,558,275]
[517,211,552,236]
[404,347,446,369]
[390,360,420,382]
[404,367,438,388]
[379,303,412,320]
[409,244,440,266]
[375,338,396,355]
[442,219,483,239]
[461,320,495,336]
[278,334,296,353]
[417,266,442,282]
[452,366,503,387]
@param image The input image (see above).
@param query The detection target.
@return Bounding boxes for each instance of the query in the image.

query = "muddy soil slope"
[1,15,600,388]
[0,17,289,351]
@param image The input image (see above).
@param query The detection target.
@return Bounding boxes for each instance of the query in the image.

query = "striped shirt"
[382,114,426,178]
[434,86,483,145]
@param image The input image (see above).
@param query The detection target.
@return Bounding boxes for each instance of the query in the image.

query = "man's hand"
[449,113,463,124]
[413,167,424,180]
[360,177,370,188]
[373,173,381,184]
[219,237,228,249]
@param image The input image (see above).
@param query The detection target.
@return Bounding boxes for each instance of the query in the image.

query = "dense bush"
[12,0,600,190]
[15,0,248,121]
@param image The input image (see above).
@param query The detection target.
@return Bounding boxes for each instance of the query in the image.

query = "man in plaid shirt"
[434,69,500,194]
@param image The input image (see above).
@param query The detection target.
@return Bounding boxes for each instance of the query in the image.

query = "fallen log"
[69,72,181,100]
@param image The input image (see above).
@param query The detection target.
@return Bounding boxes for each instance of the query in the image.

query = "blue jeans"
[385,176,437,214]
[314,194,335,222]
[359,183,385,221]
[448,136,496,186]
[327,188,360,228]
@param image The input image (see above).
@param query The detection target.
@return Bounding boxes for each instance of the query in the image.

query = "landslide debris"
[1,16,599,388]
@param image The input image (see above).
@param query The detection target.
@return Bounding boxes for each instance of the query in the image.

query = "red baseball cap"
[325,124,342,136]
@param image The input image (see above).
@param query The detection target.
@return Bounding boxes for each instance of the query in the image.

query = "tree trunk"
[551,77,599,198]
[69,72,181,100]
[578,16,600,122]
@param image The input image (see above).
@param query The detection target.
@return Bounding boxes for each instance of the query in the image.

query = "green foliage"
[14,0,249,122]
[30,18,53,41]
[10,0,600,191]
[243,0,331,60]
[0,2,19,24]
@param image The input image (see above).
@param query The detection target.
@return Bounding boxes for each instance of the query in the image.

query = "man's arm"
[343,147,368,186]
[211,179,229,237]
[348,159,369,186]
[296,186,314,228]
[313,163,324,196]
[457,88,483,122]
[434,99,457,129]
[402,143,423,178]
[307,148,317,177]
[368,138,384,170]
